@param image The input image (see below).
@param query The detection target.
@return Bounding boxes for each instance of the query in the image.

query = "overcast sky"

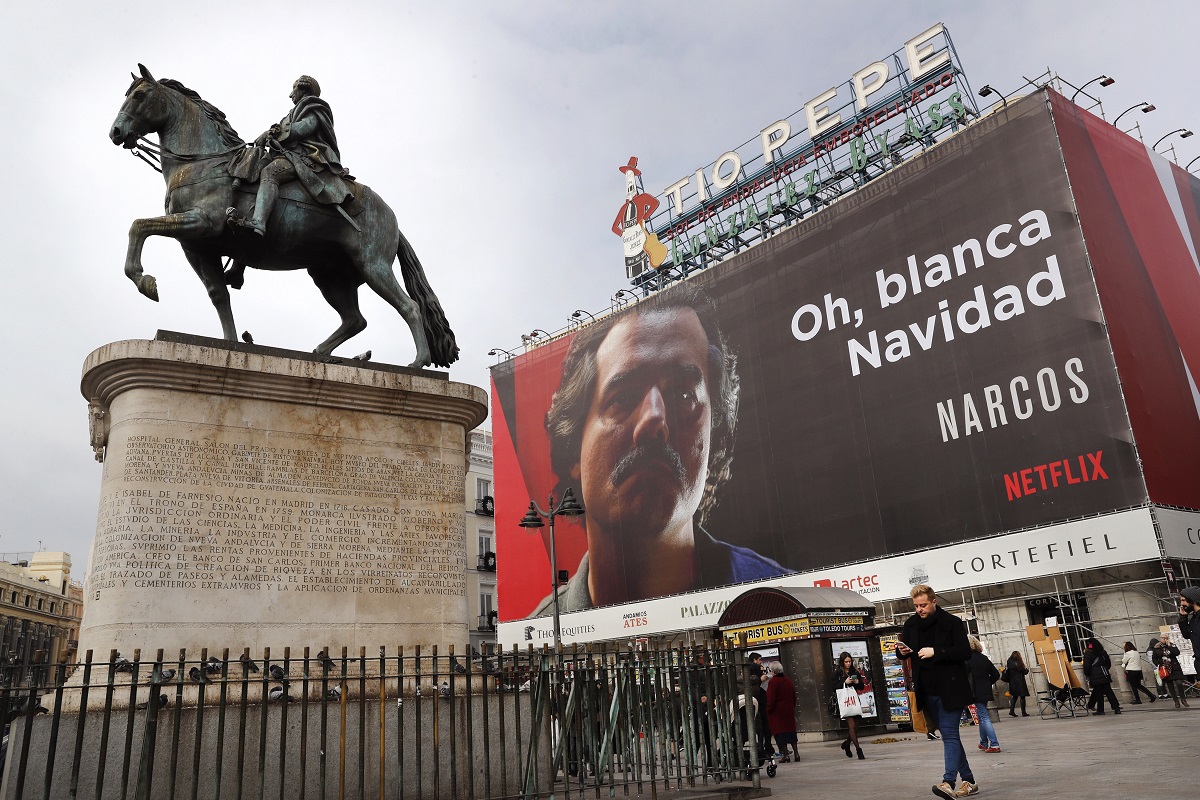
[2,1,1197,575]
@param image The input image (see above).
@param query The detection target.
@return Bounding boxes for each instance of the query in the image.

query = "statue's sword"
[335,204,362,233]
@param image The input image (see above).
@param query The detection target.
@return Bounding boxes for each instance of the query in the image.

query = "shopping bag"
[836,687,863,718]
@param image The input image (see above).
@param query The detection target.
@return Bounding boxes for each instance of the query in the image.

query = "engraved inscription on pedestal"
[92,438,465,599]
[78,337,488,656]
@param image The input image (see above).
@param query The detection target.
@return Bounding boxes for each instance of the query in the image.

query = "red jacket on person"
[766,674,797,735]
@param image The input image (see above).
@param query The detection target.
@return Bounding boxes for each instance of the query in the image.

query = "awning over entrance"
[718,586,875,627]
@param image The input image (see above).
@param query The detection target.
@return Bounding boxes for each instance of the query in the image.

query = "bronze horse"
[109,65,458,368]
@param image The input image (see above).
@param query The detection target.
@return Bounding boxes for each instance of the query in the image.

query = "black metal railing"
[0,642,765,799]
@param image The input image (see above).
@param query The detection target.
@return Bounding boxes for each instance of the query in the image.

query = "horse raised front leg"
[124,209,219,301]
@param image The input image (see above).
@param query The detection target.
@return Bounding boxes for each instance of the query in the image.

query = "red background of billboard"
[1051,93,1200,506]
[491,336,588,617]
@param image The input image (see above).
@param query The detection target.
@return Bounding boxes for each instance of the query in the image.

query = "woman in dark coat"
[832,652,867,760]
[1082,638,1121,715]
[1004,651,1030,716]
[1152,633,1190,708]
[765,662,799,762]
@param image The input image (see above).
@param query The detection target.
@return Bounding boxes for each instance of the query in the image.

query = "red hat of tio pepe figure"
[618,157,641,176]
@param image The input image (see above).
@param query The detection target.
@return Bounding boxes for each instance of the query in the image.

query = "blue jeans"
[973,704,998,748]
[926,695,974,785]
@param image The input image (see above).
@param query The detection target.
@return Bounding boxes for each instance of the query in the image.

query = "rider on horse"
[226,75,353,236]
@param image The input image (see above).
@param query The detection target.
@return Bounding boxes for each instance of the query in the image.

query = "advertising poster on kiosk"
[493,94,1152,635]
[833,640,876,719]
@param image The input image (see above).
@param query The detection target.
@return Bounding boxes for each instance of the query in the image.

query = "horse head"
[110,64,172,149]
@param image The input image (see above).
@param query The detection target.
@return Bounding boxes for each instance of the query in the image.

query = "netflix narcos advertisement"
[493,93,1153,626]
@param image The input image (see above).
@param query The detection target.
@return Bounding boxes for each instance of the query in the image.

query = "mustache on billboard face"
[611,442,687,487]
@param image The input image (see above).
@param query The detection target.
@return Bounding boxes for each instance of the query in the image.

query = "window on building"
[480,591,494,616]
[49,602,56,615]
[478,532,493,557]
[24,596,30,608]
[476,478,491,501]
[8,592,14,604]
[37,599,43,611]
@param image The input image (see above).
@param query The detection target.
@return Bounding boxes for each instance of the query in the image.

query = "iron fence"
[0,642,767,799]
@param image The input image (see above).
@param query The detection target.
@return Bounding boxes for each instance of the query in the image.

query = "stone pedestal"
[77,332,488,658]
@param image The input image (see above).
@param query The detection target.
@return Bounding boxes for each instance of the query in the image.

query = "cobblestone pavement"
[741,702,1196,799]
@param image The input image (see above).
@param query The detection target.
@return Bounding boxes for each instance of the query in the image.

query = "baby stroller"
[714,694,777,782]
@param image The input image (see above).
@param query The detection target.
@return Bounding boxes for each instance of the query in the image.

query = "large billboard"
[493,93,1155,633]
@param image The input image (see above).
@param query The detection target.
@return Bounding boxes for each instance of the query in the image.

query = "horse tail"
[396,230,459,368]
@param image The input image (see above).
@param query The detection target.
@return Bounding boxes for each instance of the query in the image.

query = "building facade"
[0,551,84,671]
[491,86,1200,703]
[465,430,497,654]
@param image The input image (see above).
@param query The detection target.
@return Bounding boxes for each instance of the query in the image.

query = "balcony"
[477,551,497,572]
[477,611,498,632]
[474,496,495,517]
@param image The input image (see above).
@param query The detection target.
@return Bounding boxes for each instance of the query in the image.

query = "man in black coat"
[897,585,978,799]
[748,653,771,754]
[1179,586,1200,655]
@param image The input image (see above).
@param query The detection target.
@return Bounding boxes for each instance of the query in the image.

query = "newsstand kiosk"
[717,585,903,741]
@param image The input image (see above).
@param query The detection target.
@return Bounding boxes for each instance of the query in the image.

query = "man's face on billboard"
[573,307,712,543]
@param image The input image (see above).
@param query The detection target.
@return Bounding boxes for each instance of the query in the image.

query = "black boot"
[841,739,852,757]
[856,746,865,760]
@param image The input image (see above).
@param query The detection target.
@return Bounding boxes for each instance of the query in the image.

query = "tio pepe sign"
[661,23,954,217]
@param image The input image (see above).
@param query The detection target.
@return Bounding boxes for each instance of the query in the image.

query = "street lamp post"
[519,488,585,651]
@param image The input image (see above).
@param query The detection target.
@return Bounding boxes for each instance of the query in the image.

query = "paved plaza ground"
[706,702,1196,799]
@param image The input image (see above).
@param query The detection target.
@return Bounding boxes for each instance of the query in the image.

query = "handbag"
[1000,667,1011,683]
[1158,664,1171,679]
[836,687,863,718]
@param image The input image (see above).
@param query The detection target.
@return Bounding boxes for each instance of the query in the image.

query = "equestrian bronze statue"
[109,65,458,368]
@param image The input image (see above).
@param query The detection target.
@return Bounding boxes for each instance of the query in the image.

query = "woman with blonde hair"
[1152,633,1190,708]
[966,637,1001,752]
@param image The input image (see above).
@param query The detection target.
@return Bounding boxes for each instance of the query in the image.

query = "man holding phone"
[896,585,977,799]
[1179,586,1200,654]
